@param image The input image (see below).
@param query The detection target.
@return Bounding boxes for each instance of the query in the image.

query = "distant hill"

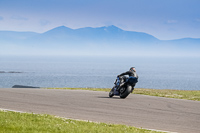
[0,25,199,56]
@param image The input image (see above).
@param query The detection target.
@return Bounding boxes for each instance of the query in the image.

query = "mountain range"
[0,25,200,56]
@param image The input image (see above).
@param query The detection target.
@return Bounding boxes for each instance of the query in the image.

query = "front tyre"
[120,85,132,99]
[109,87,115,97]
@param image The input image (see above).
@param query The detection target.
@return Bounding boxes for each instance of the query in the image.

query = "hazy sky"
[0,0,200,40]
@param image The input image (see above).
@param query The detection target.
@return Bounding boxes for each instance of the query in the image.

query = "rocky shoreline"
[0,71,23,73]
[12,85,40,88]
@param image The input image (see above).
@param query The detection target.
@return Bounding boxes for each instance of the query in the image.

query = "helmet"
[130,67,136,72]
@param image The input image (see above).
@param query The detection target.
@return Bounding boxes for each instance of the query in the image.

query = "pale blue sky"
[0,0,200,40]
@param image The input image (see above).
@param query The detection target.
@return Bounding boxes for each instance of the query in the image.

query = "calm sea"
[0,56,200,90]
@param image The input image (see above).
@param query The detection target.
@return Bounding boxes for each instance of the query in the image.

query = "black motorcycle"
[109,76,137,98]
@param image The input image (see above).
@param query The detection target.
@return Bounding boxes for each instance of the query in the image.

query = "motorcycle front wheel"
[109,87,115,97]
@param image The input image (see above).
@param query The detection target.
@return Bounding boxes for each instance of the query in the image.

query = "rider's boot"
[131,88,134,93]
[131,84,136,93]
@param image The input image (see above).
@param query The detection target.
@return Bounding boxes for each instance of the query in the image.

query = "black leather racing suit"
[119,70,138,78]
[117,70,138,91]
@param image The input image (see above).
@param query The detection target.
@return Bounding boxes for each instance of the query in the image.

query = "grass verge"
[134,88,200,101]
[0,110,161,133]
[47,87,200,101]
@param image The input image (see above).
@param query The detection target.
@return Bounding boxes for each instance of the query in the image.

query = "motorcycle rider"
[116,67,138,92]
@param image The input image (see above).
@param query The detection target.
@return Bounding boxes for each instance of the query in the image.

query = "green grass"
[134,88,200,101]
[47,87,200,101]
[0,110,161,133]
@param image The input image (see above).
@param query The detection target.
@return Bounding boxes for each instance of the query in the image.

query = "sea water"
[0,56,200,90]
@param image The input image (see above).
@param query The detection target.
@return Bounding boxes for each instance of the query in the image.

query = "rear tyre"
[120,86,132,99]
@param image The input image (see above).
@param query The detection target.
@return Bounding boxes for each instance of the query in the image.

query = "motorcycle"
[109,76,137,99]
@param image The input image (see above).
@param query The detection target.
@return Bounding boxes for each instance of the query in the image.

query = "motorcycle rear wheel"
[120,86,132,99]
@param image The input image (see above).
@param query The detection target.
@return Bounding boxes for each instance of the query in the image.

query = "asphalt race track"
[0,88,200,133]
